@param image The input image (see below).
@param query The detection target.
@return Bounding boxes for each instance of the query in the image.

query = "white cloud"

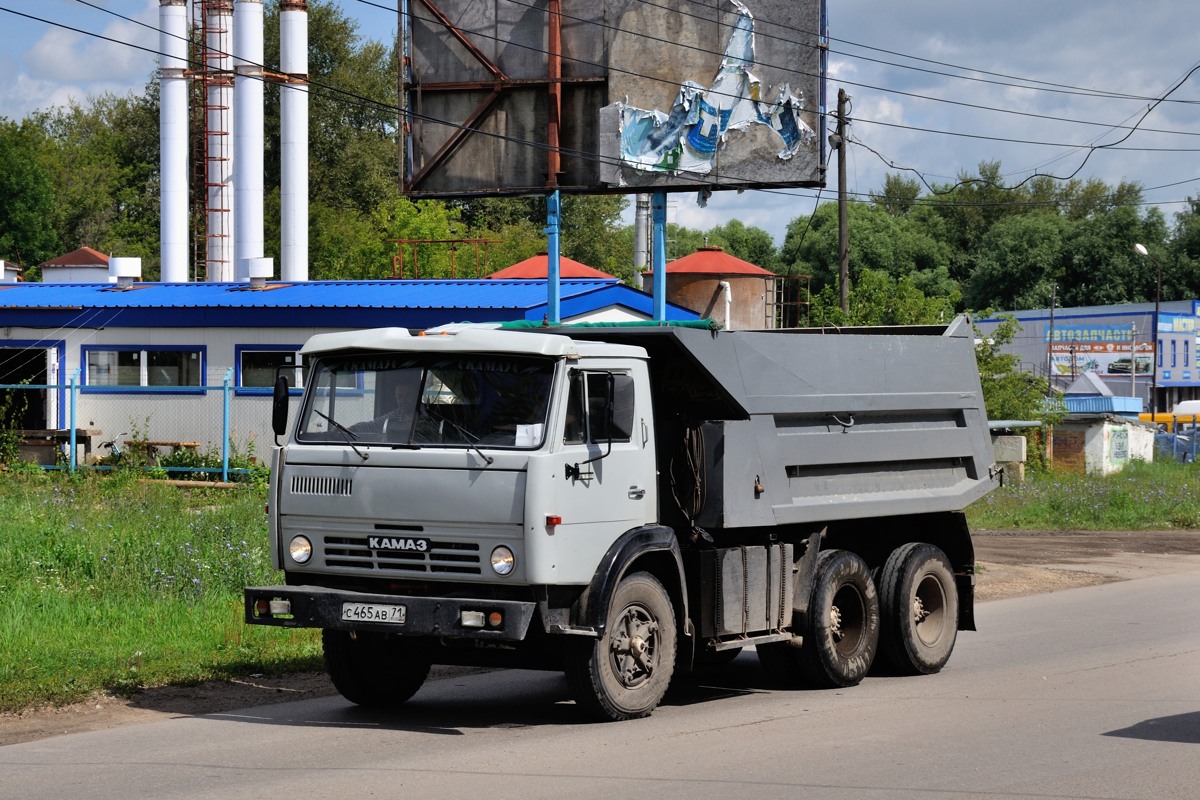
[15,0,157,115]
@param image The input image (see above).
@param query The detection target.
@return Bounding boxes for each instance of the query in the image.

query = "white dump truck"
[245,317,998,720]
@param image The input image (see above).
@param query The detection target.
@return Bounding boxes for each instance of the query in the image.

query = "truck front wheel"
[323,629,431,709]
[877,542,958,674]
[565,572,677,721]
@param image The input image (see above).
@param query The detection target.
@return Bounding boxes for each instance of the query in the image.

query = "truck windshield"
[297,353,555,449]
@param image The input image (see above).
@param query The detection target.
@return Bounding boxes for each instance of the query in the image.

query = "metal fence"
[1,368,292,481]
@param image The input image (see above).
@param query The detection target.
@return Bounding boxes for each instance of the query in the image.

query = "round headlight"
[289,535,313,564]
[490,545,515,576]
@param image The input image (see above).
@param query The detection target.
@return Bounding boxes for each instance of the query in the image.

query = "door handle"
[628,486,646,499]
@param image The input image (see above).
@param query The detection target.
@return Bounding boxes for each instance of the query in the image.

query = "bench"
[15,429,99,466]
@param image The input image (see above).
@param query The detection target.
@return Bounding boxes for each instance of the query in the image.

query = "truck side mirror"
[272,375,290,439]
[577,373,615,469]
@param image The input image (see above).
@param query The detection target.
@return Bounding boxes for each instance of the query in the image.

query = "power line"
[6,2,1200,216]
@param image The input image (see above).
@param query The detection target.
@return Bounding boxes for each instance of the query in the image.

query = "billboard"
[403,0,826,197]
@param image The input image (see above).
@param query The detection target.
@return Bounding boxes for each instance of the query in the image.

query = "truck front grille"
[322,535,481,575]
[291,475,353,496]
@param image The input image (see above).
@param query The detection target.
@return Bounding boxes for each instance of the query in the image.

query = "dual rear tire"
[757,542,959,687]
[877,542,958,675]
[759,549,879,688]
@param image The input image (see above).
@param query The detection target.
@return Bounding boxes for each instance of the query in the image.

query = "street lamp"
[1133,243,1162,416]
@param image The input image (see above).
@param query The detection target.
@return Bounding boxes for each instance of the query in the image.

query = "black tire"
[322,629,431,709]
[564,572,677,721]
[757,549,879,689]
[877,542,958,675]
[799,549,879,688]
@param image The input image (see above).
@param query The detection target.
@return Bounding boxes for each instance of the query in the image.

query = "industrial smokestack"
[234,0,265,280]
[206,0,236,282]
[158,0,189,282]
[280,0,309,281]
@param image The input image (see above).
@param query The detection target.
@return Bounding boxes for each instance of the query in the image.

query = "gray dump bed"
[542,316,997,528]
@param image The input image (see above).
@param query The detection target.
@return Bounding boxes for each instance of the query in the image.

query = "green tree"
[964,212,1068,310]
[28,91,161,273]
[1166,198,1200,298]
[974,315,1063,422]
[781,200,954,302]
[869,173,921,217]
[809,268,957,328]
[703,219,780,271]
[0,119,57,268]
[560,194,629,274]
[1061,205,1168,307]
[974,315,1061,470]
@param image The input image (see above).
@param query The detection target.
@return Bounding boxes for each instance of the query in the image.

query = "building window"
[83,346,204,392]
[1171,339,1177,368]
[236,346,305,394]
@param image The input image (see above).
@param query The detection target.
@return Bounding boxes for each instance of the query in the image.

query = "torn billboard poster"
[613,1,815,177]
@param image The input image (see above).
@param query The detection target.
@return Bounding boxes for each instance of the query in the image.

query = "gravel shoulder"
[4,528,1200,746]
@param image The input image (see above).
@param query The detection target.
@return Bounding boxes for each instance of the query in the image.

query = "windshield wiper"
[423,407,494,465]
[313,408,368,461]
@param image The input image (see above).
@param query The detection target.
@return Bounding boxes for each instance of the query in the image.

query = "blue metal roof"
[0,279,699,328]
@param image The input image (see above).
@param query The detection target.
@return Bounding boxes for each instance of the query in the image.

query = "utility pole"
[1046,283,1056,397]
[835,88,850,315]
[1130,322,1137,398]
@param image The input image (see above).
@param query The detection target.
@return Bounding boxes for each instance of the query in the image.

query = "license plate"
[341,602,406,624]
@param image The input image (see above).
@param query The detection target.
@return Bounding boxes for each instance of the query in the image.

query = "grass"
[0,471,321,713]
[2,458,1197,714]
[967,458,1200,530]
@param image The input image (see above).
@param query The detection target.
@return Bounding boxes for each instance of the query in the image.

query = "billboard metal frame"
[401,0,827,198]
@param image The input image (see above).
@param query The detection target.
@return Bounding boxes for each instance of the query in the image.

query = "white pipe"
[633,194,650,271]
[158,0,188,282]
[207,1,235,282]
[280,1,309,281]
[234,0,265,280]
[719,280,732,330]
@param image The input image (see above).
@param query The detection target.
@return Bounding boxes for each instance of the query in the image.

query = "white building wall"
[7,325,343,458]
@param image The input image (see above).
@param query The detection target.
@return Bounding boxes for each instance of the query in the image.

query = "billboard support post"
[546,190,562,324]
[652,191,667,321]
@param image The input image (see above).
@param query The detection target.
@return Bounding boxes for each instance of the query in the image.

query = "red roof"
[40,247,109,268]
[487,254,615,279]
[646,246,773,276]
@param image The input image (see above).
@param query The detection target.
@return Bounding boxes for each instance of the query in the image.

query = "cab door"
[537,363,657,584]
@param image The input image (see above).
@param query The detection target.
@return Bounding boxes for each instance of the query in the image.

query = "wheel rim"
[609,602,659,688]
[829,584,867,657]
[913,572,948,647]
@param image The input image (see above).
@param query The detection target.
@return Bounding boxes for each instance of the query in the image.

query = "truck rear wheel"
[758,549,879,688]
[323,629,430,709]
[565,571,677,721]
[877,542,958,674]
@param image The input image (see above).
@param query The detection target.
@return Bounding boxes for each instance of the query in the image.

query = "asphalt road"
[2,568,1198,800]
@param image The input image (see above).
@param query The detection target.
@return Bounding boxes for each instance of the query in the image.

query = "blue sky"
[3,1,1200,246]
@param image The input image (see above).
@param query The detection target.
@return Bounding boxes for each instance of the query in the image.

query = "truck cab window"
[565,371,634,444]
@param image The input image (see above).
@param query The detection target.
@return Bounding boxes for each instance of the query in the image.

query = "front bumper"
[244,585,538,642]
